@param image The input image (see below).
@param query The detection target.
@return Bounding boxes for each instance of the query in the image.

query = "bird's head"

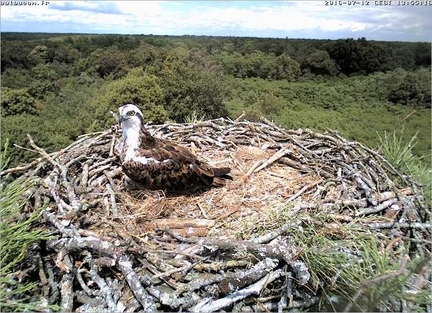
[118,103,144,131]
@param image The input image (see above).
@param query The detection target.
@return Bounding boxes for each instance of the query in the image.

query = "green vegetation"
[0,142,58,312]
[225,71,431,160]
[235,205,431,312]
[378,130,431,204]
[295,222,431,312]
[0,181,56,312]
[1,33,430,170]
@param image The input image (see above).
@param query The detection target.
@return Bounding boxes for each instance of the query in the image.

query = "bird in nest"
[116,103,232,192]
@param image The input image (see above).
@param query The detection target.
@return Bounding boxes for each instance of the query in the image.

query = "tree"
[0,68,34,89]
[152,48,229,121]
[388,70,431,108]
[414,42,431,67]
[30,45,49,62]
[361,43,395,74]
[326,38,395,75]
[1,88,38,116]
[302,50,339,76]
[28,63,60,99]
[258,92,285,116]
[1,40,40,72]
[126,44,158,68]
[292,43,318,65]
[382,68,431,108]
[392,45,415,70]
[31,63,57,80]
[213,51,248,78]
[245,51,276,79]
[91,69,168,130]
[85,46,128,78]
[270,54,301,81]
[326,39,363,75]
[52,44,81,64]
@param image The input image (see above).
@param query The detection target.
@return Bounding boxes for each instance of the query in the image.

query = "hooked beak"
[118,115,127,124]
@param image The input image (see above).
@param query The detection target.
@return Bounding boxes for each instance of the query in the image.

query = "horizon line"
[1,31,430,43]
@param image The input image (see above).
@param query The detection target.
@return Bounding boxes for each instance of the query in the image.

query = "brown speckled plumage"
[118,104,231,191]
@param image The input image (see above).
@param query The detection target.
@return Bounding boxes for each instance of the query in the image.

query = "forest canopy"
[1,33,431,167]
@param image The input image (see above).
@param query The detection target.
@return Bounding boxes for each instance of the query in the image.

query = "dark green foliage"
[1,40,40,72]
[30,45,49,62]
[213,51,301,81]
[151,47,229,121]
[213,51,248,78]
[27,80,60,100]
[1,68,34,89]
[381,68,431,108]
[26,39,82,65]
[392,45,416,70]
[1,88,38,116]
[91,69,167,130]
[51,44,81,64]
[246,52,275,79]
[1,74,106,167]
[258,92,285,116]
[27,63,60,99]
[270,53,301,81]
[302,50,339,76]
[389,73,425,106]
[213,51,277,79]
[0,32,430,168]
[326,38,396,75]
[1,113,72,165]
[126,44,159,69]
[69,35,141,56]
[48,61,75,79]
[31,63,57,80]
[84,46,128,78]
[414,42,431,67]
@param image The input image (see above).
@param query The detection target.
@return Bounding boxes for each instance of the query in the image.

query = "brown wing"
[122,137,231,191]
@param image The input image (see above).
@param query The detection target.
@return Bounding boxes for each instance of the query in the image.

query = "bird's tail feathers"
[212,177,227,187]
[195,165,232,187]
[211,167,232,187]
[213,167,231,177]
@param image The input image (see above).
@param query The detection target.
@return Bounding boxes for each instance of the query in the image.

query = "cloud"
[1,1,431,41]
[50,1,122,15]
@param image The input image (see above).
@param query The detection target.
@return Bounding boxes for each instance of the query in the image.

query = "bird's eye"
[127,111,136,116]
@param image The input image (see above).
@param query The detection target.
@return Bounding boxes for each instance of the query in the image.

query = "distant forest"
[1,32,431,167]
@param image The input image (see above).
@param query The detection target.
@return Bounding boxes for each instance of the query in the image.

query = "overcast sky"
[1,1,431,42]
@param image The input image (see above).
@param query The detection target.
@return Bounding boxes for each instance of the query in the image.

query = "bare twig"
[192,269,284,313]
[118,255,156,312]
[285,179,323,203]
[254,147,291,173]
[60,273,74,312]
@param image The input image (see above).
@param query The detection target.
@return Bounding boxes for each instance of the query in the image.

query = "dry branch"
[192,269,284,313]
[2,117,429,312]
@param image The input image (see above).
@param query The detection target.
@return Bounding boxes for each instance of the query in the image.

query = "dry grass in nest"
[114,145,321,238]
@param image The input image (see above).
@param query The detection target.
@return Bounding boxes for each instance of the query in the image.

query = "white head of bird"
[118,103,144,146]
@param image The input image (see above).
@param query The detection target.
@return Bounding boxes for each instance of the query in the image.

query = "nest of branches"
[1,117,430,312]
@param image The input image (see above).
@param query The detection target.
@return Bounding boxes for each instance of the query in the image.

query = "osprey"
[117,103,231,191]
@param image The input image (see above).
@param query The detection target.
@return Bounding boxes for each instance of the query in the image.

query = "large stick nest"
[2,117,430,312]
